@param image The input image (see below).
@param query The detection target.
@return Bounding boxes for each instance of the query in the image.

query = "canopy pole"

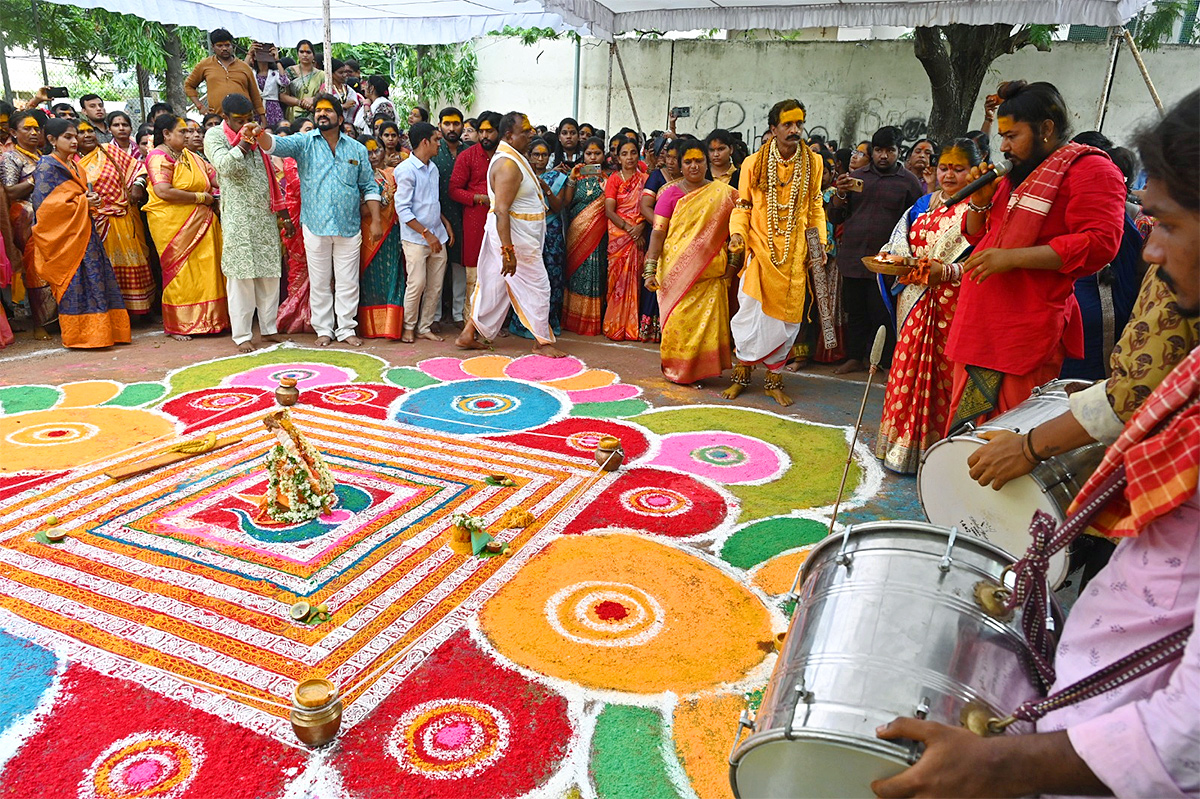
[612,40,642,135]
[29,0,50,87]
[665,41,675,128]
[1121,28,1164,115]
[323,0,333,103]
[605,43,613,135]
[1094,29,1121,131]
[572,36,581,119]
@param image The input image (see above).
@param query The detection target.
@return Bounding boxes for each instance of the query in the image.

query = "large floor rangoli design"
[0,345,882,799]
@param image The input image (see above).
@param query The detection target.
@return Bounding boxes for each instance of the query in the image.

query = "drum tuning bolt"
[974,581,1014,622]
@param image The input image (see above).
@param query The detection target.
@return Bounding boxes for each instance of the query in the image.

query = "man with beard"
[450,110,500,349]
[256,93,381,346]
[830,126,924,373]
[462,112,566,358]
[944,81,1126,429]
[432,106,467,330]
[871,91,1198,799]
[720,99,826,407]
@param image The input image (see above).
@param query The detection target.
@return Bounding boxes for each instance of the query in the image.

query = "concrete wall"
[469,37,1200,150]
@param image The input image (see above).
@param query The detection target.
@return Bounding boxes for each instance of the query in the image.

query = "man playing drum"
[871,91,1198,799]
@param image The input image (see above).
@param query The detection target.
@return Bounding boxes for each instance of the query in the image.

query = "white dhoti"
[226,276,280,344]
[470,141,555,345]
[730,275,800,372]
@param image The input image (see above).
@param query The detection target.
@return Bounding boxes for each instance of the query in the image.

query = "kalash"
[258,409,337,524]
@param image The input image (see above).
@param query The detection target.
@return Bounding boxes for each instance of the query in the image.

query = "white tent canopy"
[43,0,576,45]
[541,0,1151,38]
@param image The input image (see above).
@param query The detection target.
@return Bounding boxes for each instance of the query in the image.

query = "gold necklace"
[765,139,807,269]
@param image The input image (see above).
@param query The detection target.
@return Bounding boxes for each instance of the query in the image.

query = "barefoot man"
[722,99,826,406]
[457,111,566,358]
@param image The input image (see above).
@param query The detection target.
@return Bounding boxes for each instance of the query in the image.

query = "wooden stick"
[104,436,243,481]
[1122,28,1165,115]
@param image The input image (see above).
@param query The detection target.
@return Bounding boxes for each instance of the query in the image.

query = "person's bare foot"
[341,335,363,347]
[785,359,808,373]
[261,333,285,343]
[419,331,444,342]
[430,321,442,335]
[765,388,794,407]
[401,331,416,343]
[833,359,865,375]
[33,326,52,341]
[315,335,333,347]
[236,341,256,353]
[532,342,567,358]
[721,383,746,400]
[455,333,488,350]
[498,329,510,338]
[169,333,192,342]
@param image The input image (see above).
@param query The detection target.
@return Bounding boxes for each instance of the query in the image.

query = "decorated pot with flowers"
[447,513,485,555]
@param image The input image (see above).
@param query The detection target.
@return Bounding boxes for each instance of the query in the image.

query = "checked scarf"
[996,142,1109,250]
[222,121,287,212]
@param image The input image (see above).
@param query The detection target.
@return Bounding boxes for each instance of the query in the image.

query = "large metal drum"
[729,521,1054,799]
[919,380,1104,587]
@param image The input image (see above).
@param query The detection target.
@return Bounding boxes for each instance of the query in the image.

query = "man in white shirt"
[394,121,453,343]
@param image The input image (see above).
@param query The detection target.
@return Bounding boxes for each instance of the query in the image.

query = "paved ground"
[0,323,922,526]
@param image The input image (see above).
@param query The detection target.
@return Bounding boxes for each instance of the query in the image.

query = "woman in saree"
[644,139,736,385]
[875,138,979,474]
[143,114,228,340]
[75,119,155,318]
[2,109,55,337]
[0,182,18,347]
[510,137,567,339]
[562,137,608,335]
[275,153,311,332]
[29,119,130,348]
[639,137,679,223]
[280,39,324,123]
[106,111,142,162]
[358,138,404,339]
[601,139,648,341]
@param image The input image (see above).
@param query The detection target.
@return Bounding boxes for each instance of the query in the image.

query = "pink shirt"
[1038,490,1199,798]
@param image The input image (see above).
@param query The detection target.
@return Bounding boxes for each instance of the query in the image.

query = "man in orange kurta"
[723,99,826,407]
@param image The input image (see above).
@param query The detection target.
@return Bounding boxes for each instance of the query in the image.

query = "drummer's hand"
[963,247,1017,284]
[872,718,1002,798]
[967,430,1035,490]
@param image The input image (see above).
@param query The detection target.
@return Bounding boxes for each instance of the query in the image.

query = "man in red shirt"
[945,80,1126,431]
[450,110,500,349]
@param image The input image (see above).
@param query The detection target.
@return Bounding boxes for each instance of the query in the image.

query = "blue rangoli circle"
[393,379,563,435]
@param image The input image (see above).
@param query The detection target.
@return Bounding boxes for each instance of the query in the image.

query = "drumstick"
[788,326,887,601]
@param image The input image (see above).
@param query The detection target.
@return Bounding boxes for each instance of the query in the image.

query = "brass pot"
[290,697,344,747]
[275,377,300,407]
[594,436,624,471]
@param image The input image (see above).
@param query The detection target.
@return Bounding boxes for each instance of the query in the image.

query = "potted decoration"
[447,513,485,554]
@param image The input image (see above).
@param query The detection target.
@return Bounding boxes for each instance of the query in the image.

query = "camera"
[48,86,70,99]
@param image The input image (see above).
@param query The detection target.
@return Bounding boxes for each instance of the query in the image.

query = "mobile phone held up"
[48,86,70,99]
[580,163,602,176]
[847,177,864,192]
[670,106,691,119]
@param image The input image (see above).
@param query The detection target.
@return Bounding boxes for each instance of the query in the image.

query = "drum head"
[919,437,1068,587]
[733,734,905,798]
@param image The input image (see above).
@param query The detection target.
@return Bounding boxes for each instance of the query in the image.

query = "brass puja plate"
[862,255,917,276]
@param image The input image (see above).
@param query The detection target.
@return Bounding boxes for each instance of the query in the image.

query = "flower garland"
[262,410,337,524]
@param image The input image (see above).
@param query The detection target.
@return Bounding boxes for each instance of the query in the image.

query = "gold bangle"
[195,191,205,205]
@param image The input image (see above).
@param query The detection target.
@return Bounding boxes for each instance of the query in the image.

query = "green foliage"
[1026,24,1057,50]
[334,42,477,109]
[1130,0,1200,49]
[0,3,207,80]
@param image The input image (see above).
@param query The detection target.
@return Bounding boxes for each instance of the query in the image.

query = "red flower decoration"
[492,417,650,462]
[159,387,275,430]
[299,382,405,419]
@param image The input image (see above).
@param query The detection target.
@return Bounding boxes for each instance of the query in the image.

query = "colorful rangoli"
[0,346,881,798]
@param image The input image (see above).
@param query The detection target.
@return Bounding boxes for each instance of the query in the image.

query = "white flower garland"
[263,425,336,524]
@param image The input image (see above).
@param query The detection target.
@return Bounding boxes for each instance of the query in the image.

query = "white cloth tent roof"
[540,0,1152,38]
[43,0,576,45]
[37,0,1152,44]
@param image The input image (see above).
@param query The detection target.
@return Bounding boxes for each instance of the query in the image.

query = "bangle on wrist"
[967,200,992,214]
[1024,429,1045,464]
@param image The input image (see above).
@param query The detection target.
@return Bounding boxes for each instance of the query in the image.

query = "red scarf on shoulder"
[996,142,1109,249]
[1071,345,1200,537]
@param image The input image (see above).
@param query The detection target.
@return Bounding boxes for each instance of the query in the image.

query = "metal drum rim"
[729,726,909,799]
[799,519,1017,586]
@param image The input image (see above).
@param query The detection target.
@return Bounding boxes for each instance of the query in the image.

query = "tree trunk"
[914,24,1022,144]
[163,24,188,114]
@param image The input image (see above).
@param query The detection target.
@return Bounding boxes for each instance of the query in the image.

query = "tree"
[335,41,477,111]
[913,24,1053,145]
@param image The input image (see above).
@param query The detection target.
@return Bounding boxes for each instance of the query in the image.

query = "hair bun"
[996,80,1028,101]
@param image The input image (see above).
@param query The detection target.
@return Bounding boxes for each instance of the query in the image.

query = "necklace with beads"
[765,139,807,269]
[161,142,183,161]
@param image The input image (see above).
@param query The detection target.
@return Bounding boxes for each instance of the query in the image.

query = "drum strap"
[1004,465,1130,690]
